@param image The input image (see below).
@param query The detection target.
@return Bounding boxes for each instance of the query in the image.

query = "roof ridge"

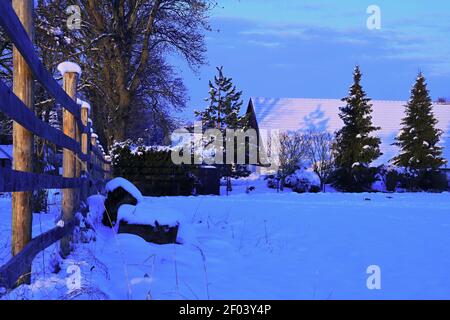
[250,97,450,108]
[251,97,411,103]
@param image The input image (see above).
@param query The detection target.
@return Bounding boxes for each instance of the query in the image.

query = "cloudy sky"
[174,0,450,119]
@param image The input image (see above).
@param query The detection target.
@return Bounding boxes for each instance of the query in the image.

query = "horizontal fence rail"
[0,81,87,161]
[0,218,77,289]
[0,168,85,192]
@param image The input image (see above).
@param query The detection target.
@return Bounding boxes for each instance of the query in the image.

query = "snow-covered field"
[1,184,450,300]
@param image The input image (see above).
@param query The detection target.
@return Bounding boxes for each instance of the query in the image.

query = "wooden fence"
[0,1,111,290]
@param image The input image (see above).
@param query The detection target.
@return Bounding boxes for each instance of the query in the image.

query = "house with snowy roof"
[0,145,13,168]
[245,97,450,172]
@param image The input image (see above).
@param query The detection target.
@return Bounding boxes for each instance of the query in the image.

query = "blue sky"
[174,0,450,120]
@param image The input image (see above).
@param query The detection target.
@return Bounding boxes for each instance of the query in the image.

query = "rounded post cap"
[76,99,91,114]
[57,61,82,77]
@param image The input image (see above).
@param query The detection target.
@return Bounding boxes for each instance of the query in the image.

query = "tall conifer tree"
[332,66,381,191]
[195,66,247,130]
[195,67,250,187]
[392,73,446,170]
[334,66,381,168]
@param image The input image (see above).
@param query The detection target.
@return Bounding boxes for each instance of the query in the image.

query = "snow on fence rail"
[0,1,111,290]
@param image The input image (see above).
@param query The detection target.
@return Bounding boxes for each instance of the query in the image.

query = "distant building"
[245,98,450,172]
[0,145,13,168]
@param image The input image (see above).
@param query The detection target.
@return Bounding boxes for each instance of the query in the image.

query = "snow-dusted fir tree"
[195,66,247,130]
[392,73,446,170]
[334,66,381,168]
[332,66,381,191]
[195,67,250,188]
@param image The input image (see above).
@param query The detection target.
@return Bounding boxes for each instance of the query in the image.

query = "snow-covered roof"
[249,97,450,165]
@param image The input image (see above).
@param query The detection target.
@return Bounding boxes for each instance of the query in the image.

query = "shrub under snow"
[286,169,321,193]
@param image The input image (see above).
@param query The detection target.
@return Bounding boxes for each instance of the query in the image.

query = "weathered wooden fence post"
[57,62,81,258]
[102,152,106,180]
[86,119,92,196]
[91,134,98,194]
[11,0,34,284]
[80,101,90,204]
[75,116,82,211]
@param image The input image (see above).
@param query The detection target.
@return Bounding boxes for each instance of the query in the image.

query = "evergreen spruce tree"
[332,66,382,191]
[392,73,446,171]
[195,66,250,188]
[195,66,247,130]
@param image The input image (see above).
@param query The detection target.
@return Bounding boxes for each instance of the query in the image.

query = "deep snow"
[118,202,182,227]
[1,183,450,300]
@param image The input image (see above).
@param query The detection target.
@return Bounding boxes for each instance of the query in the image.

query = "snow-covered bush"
[286,169,321,193]
[377,165,400,192]
[401,170,448,192]
[330,165,380,192]
[264,174,279,189]
[378,166,448,192]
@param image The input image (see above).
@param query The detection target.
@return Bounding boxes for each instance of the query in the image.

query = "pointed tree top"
[216,66,224,78]
[416,71,425,82]
[353,65,362,82]
[411,72,429,95]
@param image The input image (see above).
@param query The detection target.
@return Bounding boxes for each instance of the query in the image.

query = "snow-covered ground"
[1,182,450,300]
